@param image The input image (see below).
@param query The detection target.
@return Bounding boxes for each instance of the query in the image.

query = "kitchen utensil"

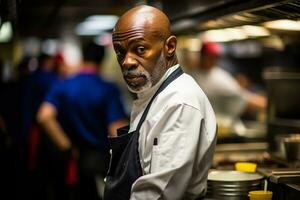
[235,162,257,172]
[248,190,272,200]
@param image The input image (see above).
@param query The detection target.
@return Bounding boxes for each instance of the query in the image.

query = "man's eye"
[136,46,145,55]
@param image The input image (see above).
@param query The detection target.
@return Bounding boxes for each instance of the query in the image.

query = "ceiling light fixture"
[0,21,13,43]
[201,25,270,42]
[75,15,119,36]
[241,25,270,37]
[263,19,300,31]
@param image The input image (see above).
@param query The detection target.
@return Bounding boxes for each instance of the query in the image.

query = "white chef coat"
[193,67,249,120]
[194,67,248,98]
[129,64,217,200]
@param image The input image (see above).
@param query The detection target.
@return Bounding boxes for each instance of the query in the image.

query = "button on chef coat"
[129,65,217,200]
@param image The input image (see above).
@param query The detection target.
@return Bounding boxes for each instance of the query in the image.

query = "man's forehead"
[116,9,155,28]
[113,6,169,42]
[113,26,145,35]
[113,25,164,43]
[113,26,145,42]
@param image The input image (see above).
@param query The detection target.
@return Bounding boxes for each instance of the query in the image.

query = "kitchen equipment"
[248,190,272,200]
[257,168,300,184]
[283,135,300,161]
[270,172,300,184]
[207,170,263,200]
[263,67,300,152]
[274,133,300,160]
[235,162,257,173]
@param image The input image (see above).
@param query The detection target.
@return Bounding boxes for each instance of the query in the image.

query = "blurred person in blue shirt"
[37,42,128,200]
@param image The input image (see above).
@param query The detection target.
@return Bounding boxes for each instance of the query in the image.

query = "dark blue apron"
[103,67,183,200]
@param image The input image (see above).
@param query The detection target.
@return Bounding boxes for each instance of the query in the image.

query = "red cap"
[201,42,221,56]
[55,53,65,63]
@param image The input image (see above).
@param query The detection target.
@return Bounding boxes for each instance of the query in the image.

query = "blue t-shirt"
[45,73,128,151]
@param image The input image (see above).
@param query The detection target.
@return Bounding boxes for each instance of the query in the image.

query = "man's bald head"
[112,5,178,93]
[113,5,171,41]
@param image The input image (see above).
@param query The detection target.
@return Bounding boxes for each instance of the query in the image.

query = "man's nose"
[122,53,138,70]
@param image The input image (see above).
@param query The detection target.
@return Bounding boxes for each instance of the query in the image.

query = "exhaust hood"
[161,0,300,33]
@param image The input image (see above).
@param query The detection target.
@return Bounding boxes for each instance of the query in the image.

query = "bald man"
[104,5,217,200]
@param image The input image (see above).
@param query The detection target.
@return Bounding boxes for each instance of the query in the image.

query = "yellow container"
[235,162,257,172]
[249,190,273,200]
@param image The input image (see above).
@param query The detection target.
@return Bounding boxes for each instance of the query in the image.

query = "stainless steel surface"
[272,170,300,175]
[275,134,300,160]
[163,0,300,33]
[286,183,300,192]
[284,135,300,161]
[3,0,300,37]
[270,174,300,184]
[215,142,268,152]
[257,168,300,184]
[264,68,300,152]
[1,0,136,38]
[258,168,300,177]
[208,170,263,181]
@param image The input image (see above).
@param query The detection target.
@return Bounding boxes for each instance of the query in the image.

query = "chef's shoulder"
[160,73,208,111]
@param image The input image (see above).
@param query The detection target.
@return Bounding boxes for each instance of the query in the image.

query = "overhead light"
[75,15,119,36]
[201,30,232,42]
[241,25,270,37]
[0,21,13,43]
[201,25,270,42]
[224,28,247,40]
[260,36,284,51]
[263,19,300,31]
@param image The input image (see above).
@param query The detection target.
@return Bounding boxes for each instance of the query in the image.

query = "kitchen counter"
[212,142,275,169]
[255,165,300,200]
[269,181,300,200]
[287,183,300,192]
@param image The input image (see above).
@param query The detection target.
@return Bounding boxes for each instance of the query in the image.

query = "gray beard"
[125,50,167,93]
[126,69,152,93]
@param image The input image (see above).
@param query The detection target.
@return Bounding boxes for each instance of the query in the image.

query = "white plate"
[208,170,263,181]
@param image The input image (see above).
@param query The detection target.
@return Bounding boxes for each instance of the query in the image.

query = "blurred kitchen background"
[1,0,300,199]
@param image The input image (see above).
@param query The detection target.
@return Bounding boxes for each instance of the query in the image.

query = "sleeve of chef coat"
[130,103,216,200]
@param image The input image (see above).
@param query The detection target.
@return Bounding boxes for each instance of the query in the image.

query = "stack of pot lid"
[207,170,263,200]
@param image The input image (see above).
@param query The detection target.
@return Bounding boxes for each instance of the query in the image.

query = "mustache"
[123,69,147,77]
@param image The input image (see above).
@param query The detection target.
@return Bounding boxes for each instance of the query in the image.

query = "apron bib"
[104,67,183,200]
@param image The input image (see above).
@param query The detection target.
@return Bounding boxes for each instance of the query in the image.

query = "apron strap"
[136,66,183,132]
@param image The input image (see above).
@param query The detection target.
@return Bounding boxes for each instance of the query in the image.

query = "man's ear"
[165,35,177,58]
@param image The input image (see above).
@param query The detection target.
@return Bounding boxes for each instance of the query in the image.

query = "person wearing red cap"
[194,41,242,97]
[193,42,266,128]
